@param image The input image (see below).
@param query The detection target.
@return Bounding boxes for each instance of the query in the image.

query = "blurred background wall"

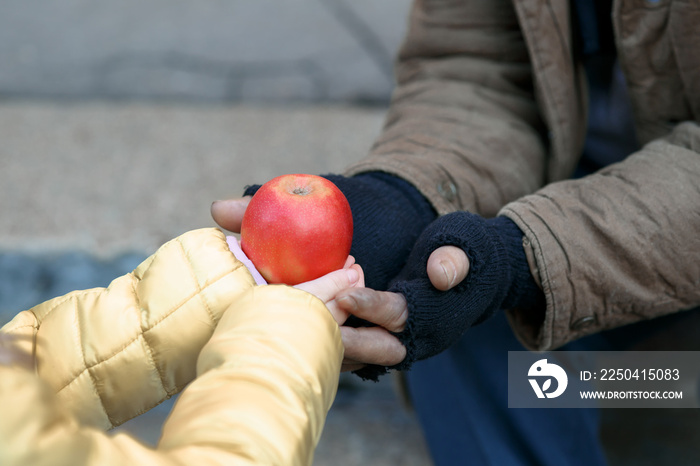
[0,0,412,256]
[0,2,434,465]
[1,0,405,104]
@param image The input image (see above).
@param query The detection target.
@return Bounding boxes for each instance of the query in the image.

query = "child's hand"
[227,235,364,322]
[295,256,364,325]
[227,236,268,285]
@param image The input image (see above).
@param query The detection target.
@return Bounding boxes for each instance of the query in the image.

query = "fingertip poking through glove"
[353,212,545,381]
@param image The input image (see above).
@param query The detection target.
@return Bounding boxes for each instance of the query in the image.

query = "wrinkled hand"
[378,212,541,378]
[334,246,468,373]
[211,197,251,233]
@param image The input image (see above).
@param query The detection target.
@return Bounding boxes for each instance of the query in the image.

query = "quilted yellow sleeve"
[0,283,343,466]
[0,228,256,430]
[157,285,344,465]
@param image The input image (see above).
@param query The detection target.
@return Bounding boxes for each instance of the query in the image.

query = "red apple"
[240,174,353,285]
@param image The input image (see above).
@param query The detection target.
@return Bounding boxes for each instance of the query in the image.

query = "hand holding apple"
[240,174,354,285]
[294,255,364,325]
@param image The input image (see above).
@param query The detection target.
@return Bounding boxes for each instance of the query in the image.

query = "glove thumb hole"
[426,246,469,291]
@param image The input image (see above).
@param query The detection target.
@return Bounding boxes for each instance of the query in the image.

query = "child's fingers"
[294,259,364,325]
[352,262,365,288]
[343,255,356,269]
[344,256,364,288]
[295,265,362,304]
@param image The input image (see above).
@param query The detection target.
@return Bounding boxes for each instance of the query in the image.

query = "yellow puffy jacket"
[0,228,343,466]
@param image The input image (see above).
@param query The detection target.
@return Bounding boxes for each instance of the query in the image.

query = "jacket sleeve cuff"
[500,206,602,351]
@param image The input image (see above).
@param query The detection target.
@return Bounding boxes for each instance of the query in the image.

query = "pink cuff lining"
[226,236,268,285]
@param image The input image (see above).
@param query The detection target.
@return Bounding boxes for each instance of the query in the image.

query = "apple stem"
[293,187,311,195]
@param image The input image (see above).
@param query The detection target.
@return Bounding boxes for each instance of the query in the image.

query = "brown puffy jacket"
[0,228,343,466]
[346,0,700,350]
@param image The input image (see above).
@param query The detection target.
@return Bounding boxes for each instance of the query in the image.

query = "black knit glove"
[353,212,544,380]
[244,172,437,291]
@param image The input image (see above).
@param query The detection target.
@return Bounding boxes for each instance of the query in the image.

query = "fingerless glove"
[354,212,544,380]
